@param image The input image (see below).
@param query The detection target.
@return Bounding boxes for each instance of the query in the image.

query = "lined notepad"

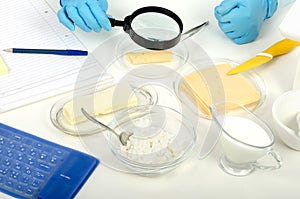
[0,0,111,112]
[0,55,8,76]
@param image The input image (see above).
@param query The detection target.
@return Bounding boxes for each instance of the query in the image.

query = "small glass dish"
[173,58,267,119]
[105,105,197,175]
[50,83,158,136]
[113,35,189,79]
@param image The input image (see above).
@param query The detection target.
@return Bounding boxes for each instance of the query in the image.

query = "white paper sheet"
[0,0,110,112]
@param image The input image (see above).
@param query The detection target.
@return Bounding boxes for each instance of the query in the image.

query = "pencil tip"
[3,48,12,53]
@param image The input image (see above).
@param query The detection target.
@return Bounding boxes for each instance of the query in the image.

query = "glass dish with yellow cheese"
[50,81,158,136]
[174,58,266,119]
[114,35,189,79]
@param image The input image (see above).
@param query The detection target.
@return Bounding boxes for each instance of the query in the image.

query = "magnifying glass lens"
[131,12,181,42]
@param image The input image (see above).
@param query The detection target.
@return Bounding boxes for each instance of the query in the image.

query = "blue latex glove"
[57,0,111,32]
[215,0,278,44]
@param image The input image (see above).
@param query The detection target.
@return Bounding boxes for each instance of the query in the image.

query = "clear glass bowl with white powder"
[106,105,197,175]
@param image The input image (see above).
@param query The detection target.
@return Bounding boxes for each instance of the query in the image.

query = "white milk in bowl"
[220,116,274,164]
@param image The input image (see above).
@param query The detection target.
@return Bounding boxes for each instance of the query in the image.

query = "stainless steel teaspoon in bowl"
[81,108,133,145]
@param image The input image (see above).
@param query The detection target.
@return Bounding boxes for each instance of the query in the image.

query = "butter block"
[126,50,172,65]
[180,64,260,115]
[63,83,138,125]
[0,54,8,76]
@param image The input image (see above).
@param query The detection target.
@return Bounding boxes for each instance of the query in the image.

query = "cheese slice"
[63,83,138,125]
[180,64,260,115]
[126,50,172,65]
[0,54,8,76]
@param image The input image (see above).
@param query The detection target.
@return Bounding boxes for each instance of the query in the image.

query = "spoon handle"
[81,108,120,137]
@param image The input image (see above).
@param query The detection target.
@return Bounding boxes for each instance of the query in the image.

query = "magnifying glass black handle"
[108,18,124,27]
[108,17,132,33]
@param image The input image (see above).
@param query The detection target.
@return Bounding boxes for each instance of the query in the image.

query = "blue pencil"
[3,48,88,56]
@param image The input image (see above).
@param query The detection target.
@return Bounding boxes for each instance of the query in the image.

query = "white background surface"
[1,0,300,199]
[280,0,300,42]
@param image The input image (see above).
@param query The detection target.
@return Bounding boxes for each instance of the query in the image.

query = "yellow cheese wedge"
[126,50,172,65]
[180,64,260,115]
[63,83,138,125]
[0,54,8,76]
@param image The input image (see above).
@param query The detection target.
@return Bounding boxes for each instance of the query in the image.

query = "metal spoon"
[81,108,133,145]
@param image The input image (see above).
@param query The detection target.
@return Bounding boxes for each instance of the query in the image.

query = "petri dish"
[113,35,189,79]
[173,58,267,119]
[50,82,158,136]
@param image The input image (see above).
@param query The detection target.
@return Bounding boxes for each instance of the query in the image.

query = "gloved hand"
[214,0,278,44]
[57,0,111,32]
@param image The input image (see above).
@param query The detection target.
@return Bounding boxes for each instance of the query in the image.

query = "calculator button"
[25,188,34,195]
[14,162,22,170]
[16,153,24,162]
[6,180,14,188]
[34,171,47,180]
[10,170,19,180]
[3,159,12,166]
[39,153,48,161]
[21,175,30,184]
[54,150,64,157]
[49,156,58,164]
[6,149,14,158]
[29,149,38,157]
[0,137,5,145]
[26,157,35,165]
[9,141,16,149]
[31,179,41,188]
[34,142,43,149]
[18,145,26,152]
[16,184,23,192]
[0,167,9,175]
[24,166,33,175]
[37,163,52,172]
[23,139,32,145]
[12,135,22,142]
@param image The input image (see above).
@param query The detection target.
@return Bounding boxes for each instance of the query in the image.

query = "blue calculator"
[0,123,99,199]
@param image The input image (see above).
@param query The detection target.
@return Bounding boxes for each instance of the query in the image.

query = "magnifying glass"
[109,6,208,50]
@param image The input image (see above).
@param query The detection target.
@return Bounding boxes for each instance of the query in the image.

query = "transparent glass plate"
[112,35,189,79]
[173,58,267,119]
[50,82,158,136]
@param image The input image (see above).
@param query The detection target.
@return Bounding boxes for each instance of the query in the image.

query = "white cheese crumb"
[120,130,178,164]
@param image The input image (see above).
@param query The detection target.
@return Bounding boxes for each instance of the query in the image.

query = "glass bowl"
[173,58,267,119]
[113,35,189,79]
[50,82,158,136]
[105,105,197,175]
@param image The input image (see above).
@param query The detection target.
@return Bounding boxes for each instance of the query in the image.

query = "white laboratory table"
[2,1,300,199]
